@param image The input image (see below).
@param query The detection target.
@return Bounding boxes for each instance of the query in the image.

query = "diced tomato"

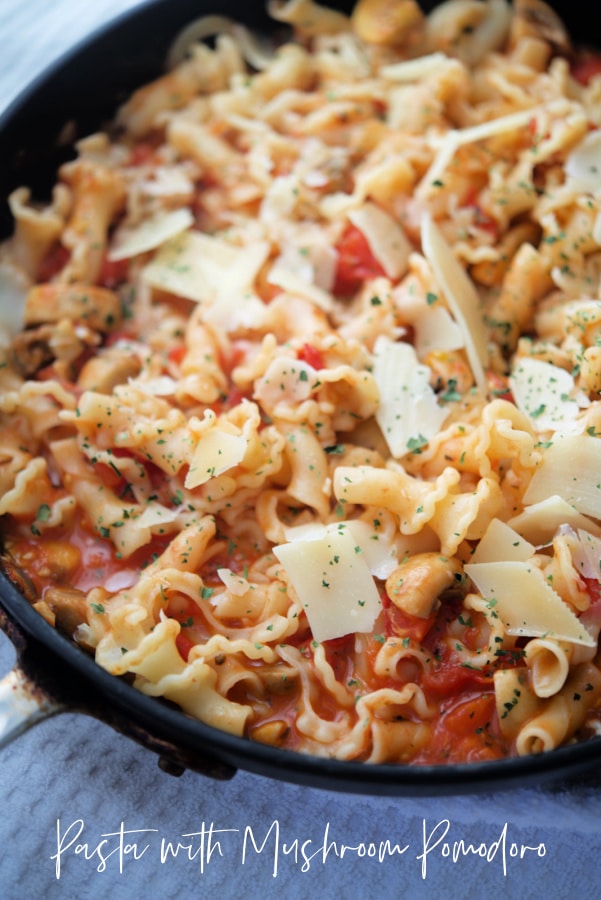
[583,577,601,605]
[419,661,493,701]
[176,631,195,662]
[297,342,324,370]
[421,693,505,763]
[98,254,129,289]
[323,634,354,681]
[129,142,159,166]
[571,52,601,86]
[37,243,70,282]
[209,385,249,415]
[167,344,187,368]
[333,225,385,296]
[487,371,514,403]
[384,600,436,643]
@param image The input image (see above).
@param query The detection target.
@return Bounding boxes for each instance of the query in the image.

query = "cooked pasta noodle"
[2,0,601,766]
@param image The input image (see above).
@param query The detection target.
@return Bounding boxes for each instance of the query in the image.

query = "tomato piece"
[421,693,505,764]
[323,634,354,681]
[384,602,436,643]
[176,631,195,662]
[333,225,385,296]
[37,243,70,281]
[297,342,324,370]
[129,142,159,166]
[98,254,129,289]
[167,344,187,367]
[571,52,601,86]
[419,662,493,701]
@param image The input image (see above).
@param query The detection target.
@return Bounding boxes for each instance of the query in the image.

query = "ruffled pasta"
[2,0,601,767]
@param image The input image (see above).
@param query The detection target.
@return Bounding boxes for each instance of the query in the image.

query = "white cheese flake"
[421,213,488,392]
[373,336,448,458]
[142,230,270,305]
[509,357,581,433]
[348,202,411,281]
[509,495,601,545]
[470,518,535,563]
[465,560,596,646]
[274,525,382,642]
[185,430,247,488]
[108,208,194,261]
[523,435,601,520]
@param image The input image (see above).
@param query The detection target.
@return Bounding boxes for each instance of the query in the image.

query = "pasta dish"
[2,0,601,766]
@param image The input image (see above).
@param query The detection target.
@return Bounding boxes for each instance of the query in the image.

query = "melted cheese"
[465,561,595,646]
[373,336,447,458]
[274,524,382,642]
[421,213,488,392]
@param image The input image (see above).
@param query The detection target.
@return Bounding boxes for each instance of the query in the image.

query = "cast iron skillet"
[0,0,599,795]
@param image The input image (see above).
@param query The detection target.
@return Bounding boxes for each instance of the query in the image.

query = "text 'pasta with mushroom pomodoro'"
[2,0,601,766]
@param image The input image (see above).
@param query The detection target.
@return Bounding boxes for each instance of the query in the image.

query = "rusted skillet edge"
[3,566,601,796]
[0,0,600,795]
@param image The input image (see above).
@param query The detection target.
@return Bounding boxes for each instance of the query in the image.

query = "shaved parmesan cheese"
[273,526,382,642]
[373,336,448,458]
[421,214,488,392]
[267,244,334,311]
[142,231,269,305]
[203,291,268,331]
[414,304,465,357]
[185,430,247,488]
[523,435,601,519]
[509,357,580,433]
[465,561,596,646]
[285,520,398,579]
[108,208,194,261]
[217,568,250,596]
[509,495,601,545]
[348,202,411,280]
[565,130,601,193]
[380,52,449,82]
[470,518,535,563]
[576,529,601,580]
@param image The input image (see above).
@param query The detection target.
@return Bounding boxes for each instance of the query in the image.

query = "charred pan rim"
[0,0,600,795]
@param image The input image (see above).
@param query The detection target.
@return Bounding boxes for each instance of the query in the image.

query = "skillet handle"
[0,664,64,748]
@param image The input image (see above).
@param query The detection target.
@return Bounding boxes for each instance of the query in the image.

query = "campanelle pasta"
[2,0,601,765]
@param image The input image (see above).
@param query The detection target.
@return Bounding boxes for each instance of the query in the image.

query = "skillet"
[0,0,600,796]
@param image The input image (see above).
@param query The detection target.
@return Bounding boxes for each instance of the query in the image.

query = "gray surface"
[0,1,600,896]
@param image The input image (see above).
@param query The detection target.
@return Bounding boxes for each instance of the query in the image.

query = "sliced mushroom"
[508,0,571,55]
[43,586,90,634]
